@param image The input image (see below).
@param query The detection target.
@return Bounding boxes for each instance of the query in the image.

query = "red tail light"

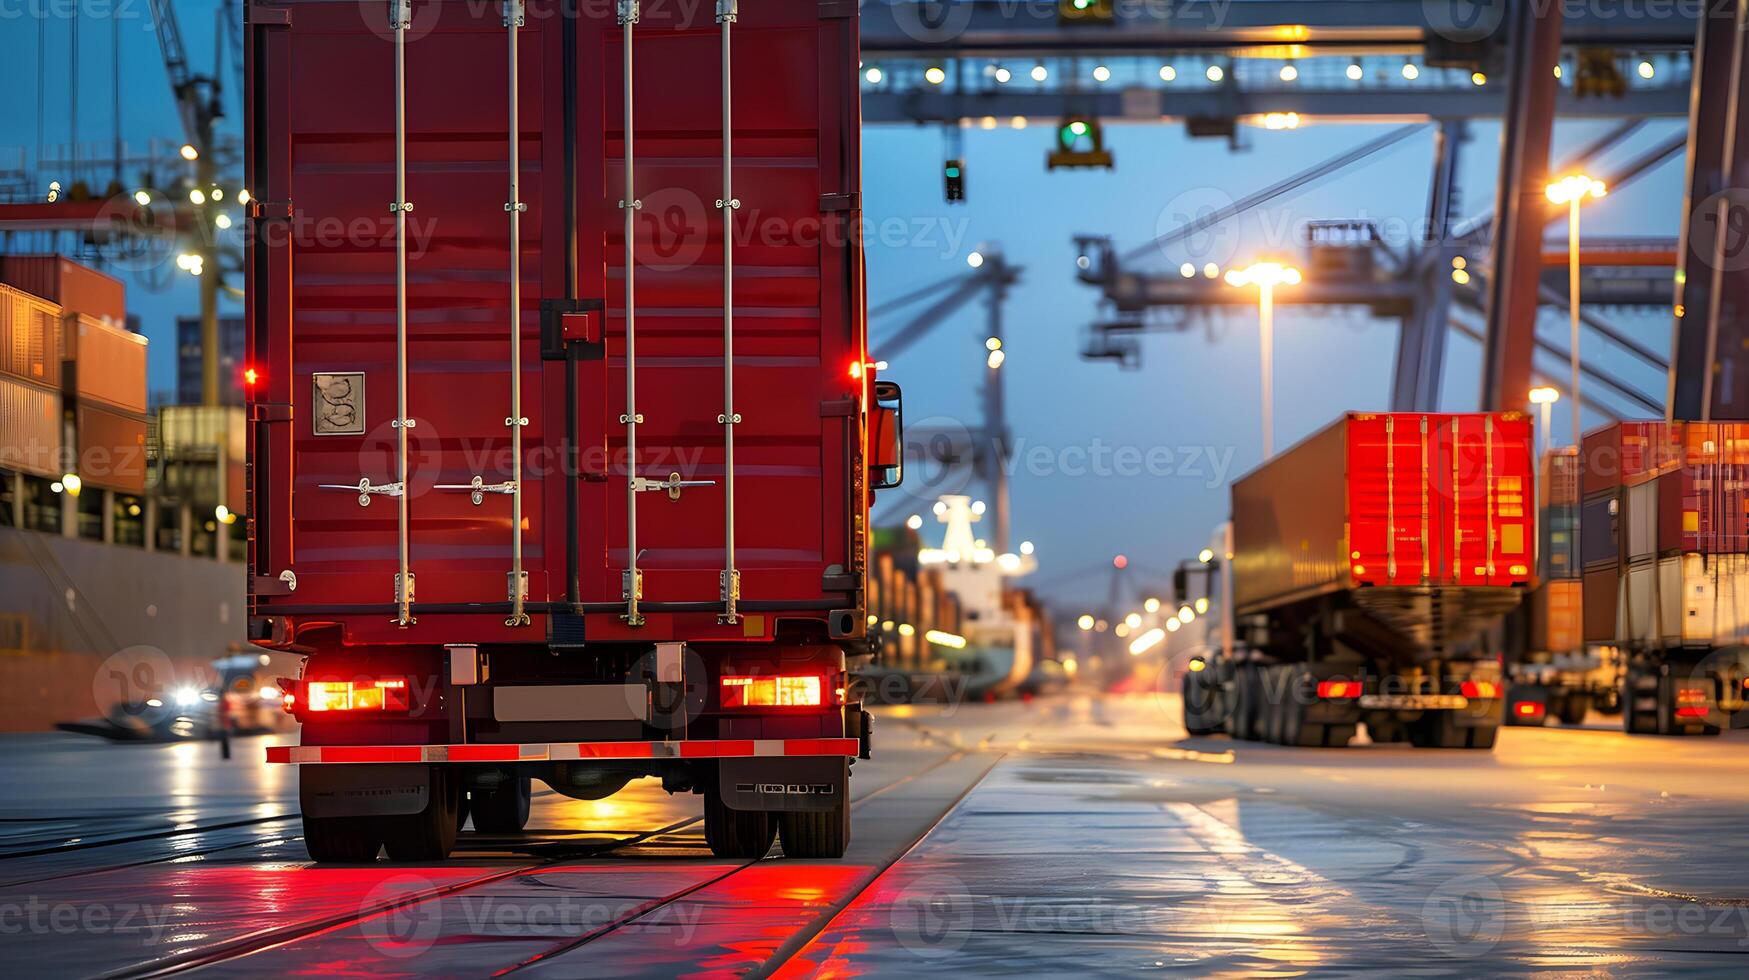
[1674,689,1710,719]
[1316,680,1361,699]
[720,674,825,708]
[1460,680,1500,699]
[303,677,410,712]
[1515,701,1545,718]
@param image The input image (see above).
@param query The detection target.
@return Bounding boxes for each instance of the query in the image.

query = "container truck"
[1182,412,1531,749]
[246,0,894,861]
[1500,448,1621,726]
[1580,421,1749,735]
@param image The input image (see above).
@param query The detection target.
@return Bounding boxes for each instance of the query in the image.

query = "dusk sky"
[3,1,1683,607]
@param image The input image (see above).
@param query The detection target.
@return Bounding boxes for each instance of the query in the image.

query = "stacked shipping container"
[1581,421,1749,650]
[1530,448,1582,655]
[0,259,146,494]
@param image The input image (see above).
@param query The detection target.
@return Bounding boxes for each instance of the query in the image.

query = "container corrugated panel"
[0,255,125,325]
[1540,448,1579,508]
[74,401,148,493]
[0,284,64,387]
[1232,416,1349,613]
[1530,579,1582,653]
[64,313,148,413]
[1582,566,1618,643]
[156,405,245,461]
[0,374,63,478]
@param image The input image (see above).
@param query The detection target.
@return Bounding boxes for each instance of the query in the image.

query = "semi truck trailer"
[245,0,894,861]
[1580,421,1749,735]
[1182,412,1531,749]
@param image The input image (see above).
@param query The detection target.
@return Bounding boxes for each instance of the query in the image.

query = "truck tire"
[779,761,851,859]
[1410,711,1497,750]
[470,775,532,834]
[1181,669,1223,736]
[382,768,460,862]
[705,791,776,859]
[779,801,850,859]
[1230,664,1263,741]
[304,816,383,864]
[1623,667,1658,734]
[1556,692,1591,727]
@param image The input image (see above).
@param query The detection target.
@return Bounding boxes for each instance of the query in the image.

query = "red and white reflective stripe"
[266,738,859,765]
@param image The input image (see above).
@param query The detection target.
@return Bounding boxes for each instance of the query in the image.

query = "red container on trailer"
[1233,412,1536,617]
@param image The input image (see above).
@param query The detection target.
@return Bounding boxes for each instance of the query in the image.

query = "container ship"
[0,254,271,732]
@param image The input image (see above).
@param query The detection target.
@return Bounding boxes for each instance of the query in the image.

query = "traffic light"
[1047,116,1113,170]
[1574,49,1626,98]
[944,158,965,202]
[1058,0,1113,23]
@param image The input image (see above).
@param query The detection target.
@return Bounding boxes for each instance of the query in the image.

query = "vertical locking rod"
[391,0,414,626]
[717,0,740,623]
[620,0,644,625]
[504,0,530,626]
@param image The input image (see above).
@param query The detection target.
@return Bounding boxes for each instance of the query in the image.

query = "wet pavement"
[3,694,1748,976]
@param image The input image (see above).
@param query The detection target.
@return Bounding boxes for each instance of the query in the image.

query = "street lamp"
[1545,174,1607,446]
[1224,262,1302,459]
[1529,386,1560,454]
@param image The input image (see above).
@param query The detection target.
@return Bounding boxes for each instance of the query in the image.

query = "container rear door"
[254,1,550,610]
[575,0,860,611]
[1448,414,1533,587]
[1347,414,1437,586]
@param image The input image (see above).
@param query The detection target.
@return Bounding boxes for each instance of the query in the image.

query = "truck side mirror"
[870,380,904,490]
[1172,568,1188,603]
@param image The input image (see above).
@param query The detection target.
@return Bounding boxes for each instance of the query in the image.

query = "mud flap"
[717,757,845,813]
[300,763,432,819]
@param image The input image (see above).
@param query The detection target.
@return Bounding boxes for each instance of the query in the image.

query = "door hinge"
[247,3,291,26]
[249,200,294,221]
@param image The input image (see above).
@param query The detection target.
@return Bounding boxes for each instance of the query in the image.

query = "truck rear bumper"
[267,737,859,765]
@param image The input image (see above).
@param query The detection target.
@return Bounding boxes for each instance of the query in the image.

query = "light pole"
[1529,386,1560,455]
[1544,174,1606,446]
[1225,262,1302,459]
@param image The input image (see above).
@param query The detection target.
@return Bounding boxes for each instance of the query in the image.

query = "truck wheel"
[470,775,532,834]
[1557,692,1591,727]
[382,768,460,862]
[304,816,382,863]
[1277,666,1329,746]
[704,791,776,859]
[779,802,849,859]
[779,761,851,859]
[1623,667,1658,734]
[1411,711,1496,750]
[1229,665,1261,741]
[1181,669,1223,736]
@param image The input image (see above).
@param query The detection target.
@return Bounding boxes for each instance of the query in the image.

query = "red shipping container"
[0,256,125,326]
[1581,420,1749,556]
[74,401,148,493]
[1234,412,1535,614]
[63,314,148,414]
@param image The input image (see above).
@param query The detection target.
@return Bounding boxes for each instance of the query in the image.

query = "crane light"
[179,144,199,161]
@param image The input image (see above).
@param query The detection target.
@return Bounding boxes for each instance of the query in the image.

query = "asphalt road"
[3,692,1748,976]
